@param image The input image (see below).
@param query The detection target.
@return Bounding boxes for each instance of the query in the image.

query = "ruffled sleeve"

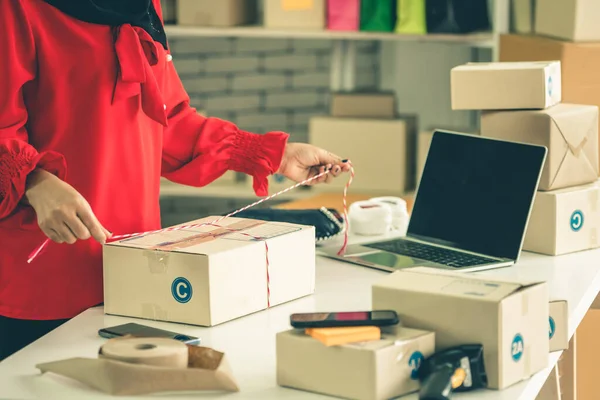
[0,0,68,220]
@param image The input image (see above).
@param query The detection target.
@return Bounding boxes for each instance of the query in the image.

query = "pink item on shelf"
[327,0,360,31]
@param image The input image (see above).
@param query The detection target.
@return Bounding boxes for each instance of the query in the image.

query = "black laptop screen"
[408,131,546,261]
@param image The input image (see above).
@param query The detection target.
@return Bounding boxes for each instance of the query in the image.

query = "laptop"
[322,130,547,273]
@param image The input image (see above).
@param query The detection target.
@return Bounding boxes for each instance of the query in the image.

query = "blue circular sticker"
[171,277,192,303]
[548,76,553,97]
[549,317,556,339]
[408,351,424,380]
[511,334,524,362]
[570,210,584,232]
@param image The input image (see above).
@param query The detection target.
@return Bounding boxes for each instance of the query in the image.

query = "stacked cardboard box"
[309,92,418,195]
[451,60,600,257]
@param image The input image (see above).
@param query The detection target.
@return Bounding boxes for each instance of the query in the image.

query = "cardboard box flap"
[550,105,599,156]
[374,268,544,302]
[459,61,560,71]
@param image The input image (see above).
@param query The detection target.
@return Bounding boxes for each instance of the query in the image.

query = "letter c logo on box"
[549,317,556,339]
[171,277,192,303]
[570,210,584,232]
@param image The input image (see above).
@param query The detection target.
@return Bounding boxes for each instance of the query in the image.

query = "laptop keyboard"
[364,239,498,268]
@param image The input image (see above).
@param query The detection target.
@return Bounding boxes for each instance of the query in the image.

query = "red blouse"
[0,0,288,320]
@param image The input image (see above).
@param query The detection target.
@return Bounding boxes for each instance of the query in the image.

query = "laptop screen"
[408,131,546,261]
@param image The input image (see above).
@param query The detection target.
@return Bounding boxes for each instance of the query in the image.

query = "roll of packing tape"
[99,337,189,368]
[370,197,409,233]
[349,201,393,236]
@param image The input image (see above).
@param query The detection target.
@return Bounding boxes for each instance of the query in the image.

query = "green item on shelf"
[395,0,427,34]
[360,0,396,32]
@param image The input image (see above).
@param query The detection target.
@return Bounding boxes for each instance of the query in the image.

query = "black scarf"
[43,0,168,49]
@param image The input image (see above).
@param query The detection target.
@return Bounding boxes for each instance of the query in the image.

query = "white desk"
[1,246,599,400]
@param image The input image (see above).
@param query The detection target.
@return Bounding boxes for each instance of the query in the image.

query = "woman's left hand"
[277,143,351,185]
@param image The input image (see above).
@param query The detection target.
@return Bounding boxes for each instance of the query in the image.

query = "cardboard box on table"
[330,92,396,119]
[103,217,315,327]
[309,116,417,194]
[264,0,325,29]
[372,268,549,390]
[523,182,600,256]
[549,300,569,352]
[177,0,257,27]
[451,61,562,110]
[480,103,599,191]
[277,326,435,400]
[535,0,600,41]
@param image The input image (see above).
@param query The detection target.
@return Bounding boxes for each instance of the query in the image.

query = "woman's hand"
[277,143,351,185]
[24,170,111,245]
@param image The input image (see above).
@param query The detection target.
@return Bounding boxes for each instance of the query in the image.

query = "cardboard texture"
[512,0,535,34]
[177,0,257,27]
[372,268,549,389]
[576,309,600,400]
[264,0,326,29]
[330,92,396,119]
[103,216,315,326]
[523,182,600,256]
[451,61,562,110]
[277,327,435,400]
[309,116,416,194]
[536,366,561,400]
[480,103,599,191]
[536,0,600,41]
[37,346,239,395]
[500,34,600,171]
[549,300,569,352]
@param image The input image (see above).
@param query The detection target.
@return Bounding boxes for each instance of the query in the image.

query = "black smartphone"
[290,310,399,329]
[98,323,201,345]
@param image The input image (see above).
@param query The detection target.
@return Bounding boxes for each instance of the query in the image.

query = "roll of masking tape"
[349,201,393,236]
[99,337,189,368]
[370,197,409,234]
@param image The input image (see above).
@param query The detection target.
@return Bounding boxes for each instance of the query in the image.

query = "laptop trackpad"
[355,251,423,269]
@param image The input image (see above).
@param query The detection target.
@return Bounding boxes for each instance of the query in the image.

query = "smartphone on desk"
[290,310,399,329]
[98,322,201,345]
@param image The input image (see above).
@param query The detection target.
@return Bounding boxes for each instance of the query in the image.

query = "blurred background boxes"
[511,0,535,34]
[327,0,360,31]
[264,0,326,29]
[330,92,396,119]
[176,0,257,27]
[535,0,600,42]
[160,0,177,24]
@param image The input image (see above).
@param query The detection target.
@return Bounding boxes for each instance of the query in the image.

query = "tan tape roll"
[100,337,189,368]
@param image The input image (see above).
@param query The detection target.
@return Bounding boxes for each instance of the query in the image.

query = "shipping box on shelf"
[330,92,396,119]
[264,0,326,29]
[512,0,535,34]
[480,103,599,191]
[309,116,416,194]
[103,217,315,327]
[500,34,600,168]
[451,61,562,110]
[549,300,569,352]
[177,0,257,27]
[523,182,600,256]
[277,327,435,400]
[536,0,600,41]
[372,268,549,390]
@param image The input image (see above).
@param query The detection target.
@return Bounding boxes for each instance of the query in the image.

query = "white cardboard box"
[277,327,435,400]
[451,61,561,110]
[103,217,315,326]
[536,0,600,41]
[549,300,569,352]
[524,182,600,256]
[372,267,549,390]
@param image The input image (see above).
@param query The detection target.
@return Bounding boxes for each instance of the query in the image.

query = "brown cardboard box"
[264,0,326,29]
[512,0,535,34]
[536,366,561,400]
[331,92,396,119]
[523,182,600,256]
[451,61,562,110]
[549,300,569,352]
[372,268,549,389]
[177,0,257,27]
[536,0,600,41]
[103,216,315,326]
[500,34,600,169]
[309,116,416,194]
[276,327,435,400]
[480,104,599,191]
[576,308,600,400]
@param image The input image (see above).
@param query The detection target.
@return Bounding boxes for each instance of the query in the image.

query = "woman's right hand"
[24,169,111,244]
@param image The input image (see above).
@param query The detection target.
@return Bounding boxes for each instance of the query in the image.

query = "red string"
[26,164,355,306]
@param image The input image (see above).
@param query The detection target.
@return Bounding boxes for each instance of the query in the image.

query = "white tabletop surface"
[1,240,599,400]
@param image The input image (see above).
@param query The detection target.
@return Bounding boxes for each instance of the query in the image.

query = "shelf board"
[164,25,495,47]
